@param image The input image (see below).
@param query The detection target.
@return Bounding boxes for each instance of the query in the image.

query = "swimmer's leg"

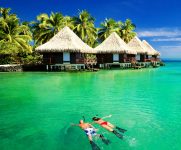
[90,140,101,150]
[115,126,127,133]
[112,130,123,139]
[99,134,111,145]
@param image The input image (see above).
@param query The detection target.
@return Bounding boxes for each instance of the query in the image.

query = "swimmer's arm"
[90,121,96,124]
[101,114,112,119]
[71,123,79,126]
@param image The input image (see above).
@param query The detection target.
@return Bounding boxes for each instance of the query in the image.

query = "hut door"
[113,54,119,63]
[63,52,70,63]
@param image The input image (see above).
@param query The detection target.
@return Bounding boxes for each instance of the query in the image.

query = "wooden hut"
[35,26,96,70]
[94,32,137,68]
[142,40,160,62]
[128,36,147,62]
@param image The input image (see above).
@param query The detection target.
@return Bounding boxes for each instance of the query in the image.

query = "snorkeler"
[92,115,127,139]
[72,120,110,150]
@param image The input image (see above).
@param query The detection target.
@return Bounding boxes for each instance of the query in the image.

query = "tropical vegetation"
[0,7,136,64]
[98,18,122,42]
[72,10,97,47]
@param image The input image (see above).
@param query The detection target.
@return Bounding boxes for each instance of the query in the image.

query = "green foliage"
[84,54,97,66]
[21,53,42,65]
[31,12,74,46]
[32,10,98,47]
[120,19,136,43]
[0,7,33,65]
[98,18,136,43]
[0,8,32,54]
[0,55,13,64]
[0,41,18,54]
[98,18,122,42]
[85,54,97,60]
[73,10,97,47]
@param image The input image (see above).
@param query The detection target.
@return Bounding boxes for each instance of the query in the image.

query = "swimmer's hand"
[102,115,112,119]
[92,127,98,131]
[71,123,78,126]
[108,115,112,118]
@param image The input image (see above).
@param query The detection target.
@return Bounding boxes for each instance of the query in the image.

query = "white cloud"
[159,45,181,49]
[152,38,181,42]
[158,45,181,59]
[137,28,181,38]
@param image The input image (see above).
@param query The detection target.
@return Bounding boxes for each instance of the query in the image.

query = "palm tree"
[61,16,74,30]
[98,18,122,42]
[0,7,11,19]
[0,41,17,54]
[31,13,61,46]
[120,19,136,43]
[0,8,32,55]
[73,10,97,47]
[32,12,74,46]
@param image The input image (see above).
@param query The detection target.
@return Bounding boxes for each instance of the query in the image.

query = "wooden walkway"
[101,62,160,69]
[45,61,161,71]
[46,64,85,71]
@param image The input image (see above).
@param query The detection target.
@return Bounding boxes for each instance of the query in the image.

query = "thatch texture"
[35,26,94,53]
[142,40,160,56]
[128,36,147,54]
[94,32,137,54]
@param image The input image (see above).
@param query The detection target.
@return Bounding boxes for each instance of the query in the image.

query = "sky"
[1,0,181,59]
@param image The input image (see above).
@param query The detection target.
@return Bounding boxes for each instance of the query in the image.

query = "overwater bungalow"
[35,27,161,71]
[94,32,137,68]
[127,36,148,63]
[142,40,160,62]
[35,26,96,70]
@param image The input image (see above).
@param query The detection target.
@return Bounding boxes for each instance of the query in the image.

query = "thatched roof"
[94,32,137,54]
[35,26,94,53]
[142,40,160,56]
[128,36,147,54]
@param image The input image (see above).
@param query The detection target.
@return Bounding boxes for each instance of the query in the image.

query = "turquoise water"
[0,62,181,150]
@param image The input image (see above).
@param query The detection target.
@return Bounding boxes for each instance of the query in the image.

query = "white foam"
[125,136,137,147]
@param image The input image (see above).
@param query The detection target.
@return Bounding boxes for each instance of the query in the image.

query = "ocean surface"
[0,62,181,150]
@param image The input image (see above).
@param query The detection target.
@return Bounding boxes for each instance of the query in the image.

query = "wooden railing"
[145,58,160,62]
[124,57,136,63]
[76,58,85,64]
[76,58,97,65]
[136,57,160,62]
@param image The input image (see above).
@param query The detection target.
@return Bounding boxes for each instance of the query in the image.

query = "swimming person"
[72,120,110,149]
[92,115,127,139]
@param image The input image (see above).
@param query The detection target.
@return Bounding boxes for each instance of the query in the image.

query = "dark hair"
[92,117,101,121]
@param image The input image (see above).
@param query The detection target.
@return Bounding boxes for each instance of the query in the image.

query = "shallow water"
[0,62,181,150]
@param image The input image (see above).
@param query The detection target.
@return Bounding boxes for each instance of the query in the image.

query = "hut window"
[63,52,70,63]
[136,54,140,61]
[148,55,152,59]
[113,54,119,62]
